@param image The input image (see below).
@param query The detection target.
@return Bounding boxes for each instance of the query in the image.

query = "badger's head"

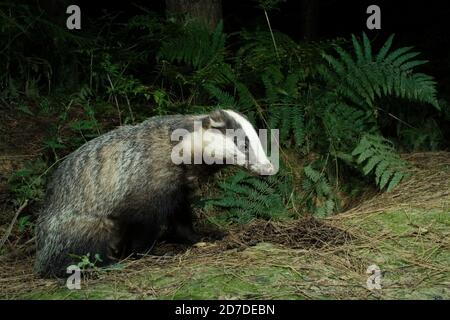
[172,109,276,175]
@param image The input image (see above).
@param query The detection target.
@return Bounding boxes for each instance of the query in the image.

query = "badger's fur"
[34,109,274,277]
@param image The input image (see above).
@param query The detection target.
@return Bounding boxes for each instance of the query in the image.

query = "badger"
[34,109,275,277]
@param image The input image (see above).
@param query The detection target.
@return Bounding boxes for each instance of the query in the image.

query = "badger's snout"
[249,162,276,175]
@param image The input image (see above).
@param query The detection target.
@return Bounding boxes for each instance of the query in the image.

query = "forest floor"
[0,152,449,299]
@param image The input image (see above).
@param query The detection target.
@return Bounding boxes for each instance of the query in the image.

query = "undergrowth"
[0,0,446,225]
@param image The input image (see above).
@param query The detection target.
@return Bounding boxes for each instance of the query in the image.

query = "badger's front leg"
[166,208,201,244]
[166,194,201,244]
[169,215,201,244]
[121,192,200,256]
[120,220,160,257]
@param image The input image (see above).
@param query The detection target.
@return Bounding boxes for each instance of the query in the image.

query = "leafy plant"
[158,20,234,86]
[157,20,238,109]
[319,33,439,112]
[159,21,226,70]
[17,215,32,233]
[202,32,441,219]
[397,118,443,151]
[263,69,306,147]
[351,134,410,191]
[323,102,372,153]
[206,168,293,224]
[8,159,49,205]
[302,160,337,218]
[75,253,103,271]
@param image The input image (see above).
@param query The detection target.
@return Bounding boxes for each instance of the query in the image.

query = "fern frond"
[362,33,373,62]
[205,167,293,223]
[376,34,395,62]
[204,84,238,108]
[263,68,306,147]
[319,33,439,111]
[352,134,410,191]
[302,161,337,218]
[158,21,226,69]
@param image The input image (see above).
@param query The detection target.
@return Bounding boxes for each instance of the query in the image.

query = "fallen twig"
[0,200,29,251]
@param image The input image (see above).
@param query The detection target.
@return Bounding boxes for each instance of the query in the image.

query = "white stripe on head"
[202,129,246,165]
[223,110,274,175]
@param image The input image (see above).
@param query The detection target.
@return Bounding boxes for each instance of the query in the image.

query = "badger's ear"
[206,109,226,129]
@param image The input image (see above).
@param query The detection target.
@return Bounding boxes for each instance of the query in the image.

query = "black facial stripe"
[221,111,252,159]
[220,110,243,131]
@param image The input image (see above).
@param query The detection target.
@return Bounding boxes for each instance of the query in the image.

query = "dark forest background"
[1,0,449,224]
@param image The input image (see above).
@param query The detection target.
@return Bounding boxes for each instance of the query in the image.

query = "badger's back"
[44,119,181,217]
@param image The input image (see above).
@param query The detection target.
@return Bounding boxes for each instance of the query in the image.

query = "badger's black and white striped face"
[194,110,274,175]
[207,110,275,175]
[171,109,276,175]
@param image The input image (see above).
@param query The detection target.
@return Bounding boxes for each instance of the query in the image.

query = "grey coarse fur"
[34,111,234,277]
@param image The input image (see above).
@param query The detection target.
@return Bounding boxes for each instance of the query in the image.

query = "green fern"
[319,33,439,111]
[204,84,239,108]
[236,30,341,79]
[302,162,336,218]
[157,20,236,90]
[204,81,254,108]
[158,21,226,70]
[206,168,293,224]
[323,102,374,151]
[263,69,305,147]
[352,134,409,191]
[8,158,49,205]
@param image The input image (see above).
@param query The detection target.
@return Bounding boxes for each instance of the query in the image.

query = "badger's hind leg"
[35,215,121,278]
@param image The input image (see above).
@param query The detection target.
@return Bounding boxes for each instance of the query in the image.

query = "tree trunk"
[300,0,319,40]
[166,0,223,30]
